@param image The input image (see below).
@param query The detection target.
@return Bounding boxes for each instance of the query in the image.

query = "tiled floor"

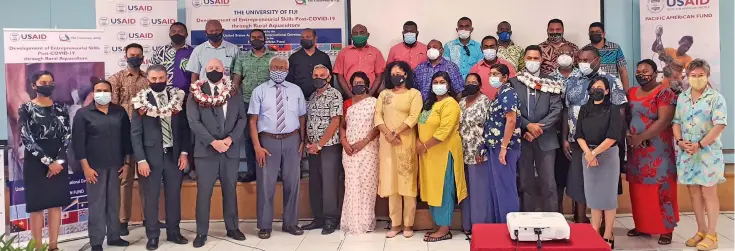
[57,213,734,251]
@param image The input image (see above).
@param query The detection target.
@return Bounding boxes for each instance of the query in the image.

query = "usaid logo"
[141,17,177,27]
[104,45,125,54]
[117,32,154,41]
[116,4,153,13]
[99,17,136,26]
[118,58,128,68]
[8,33,19,42]
[10,33,47,42]
[192,0,230,8]
[646,0,665,13]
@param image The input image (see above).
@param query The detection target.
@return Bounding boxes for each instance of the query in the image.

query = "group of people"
[18,16,726,251]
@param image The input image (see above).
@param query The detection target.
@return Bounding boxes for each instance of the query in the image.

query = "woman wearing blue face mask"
[482,64,521,223]
[72,79,132,250]
[417,71,467,242]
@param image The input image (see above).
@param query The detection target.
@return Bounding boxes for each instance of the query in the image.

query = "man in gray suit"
[510,45,563,212]
[186,58,248,247]
[131,65,190,250]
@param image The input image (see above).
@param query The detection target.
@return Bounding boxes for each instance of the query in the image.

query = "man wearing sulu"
[130,65,190,250]
[187,58,248,247]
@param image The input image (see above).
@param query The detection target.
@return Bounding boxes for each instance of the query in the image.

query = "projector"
[507,212,570,242]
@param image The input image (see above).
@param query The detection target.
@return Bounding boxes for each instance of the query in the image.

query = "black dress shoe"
[301,221,324,230]
[91,245,103,251]
[226,229,246,241]
[282,225,304,236]
[321,224,336,235]
[192,235,207,248]
[238,172,256,183]
[167,233,189,244]
[120,222,129,236]
[146,238,159,250]
[107,238,130,247]
[258,229,272,239]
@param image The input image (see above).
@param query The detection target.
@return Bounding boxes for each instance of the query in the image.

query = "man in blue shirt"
[443,17,483,79]
[248,56,306,239]
[415,39,464,101]
[186,20,240,83]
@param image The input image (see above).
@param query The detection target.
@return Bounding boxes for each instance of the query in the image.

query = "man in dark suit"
[186,58,248,247]
[131,65,190,250]
[510,45,563,212]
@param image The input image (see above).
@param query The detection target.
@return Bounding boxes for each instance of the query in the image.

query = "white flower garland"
[131,87,185,117]
[517,72,564,94]
[190,78,236,108]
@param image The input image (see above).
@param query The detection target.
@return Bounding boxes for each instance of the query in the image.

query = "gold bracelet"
[500,145,508,149]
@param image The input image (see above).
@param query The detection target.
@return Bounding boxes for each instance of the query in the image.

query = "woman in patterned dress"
[375,61,423,238]
[625,59,679,245]
[339,72,380,234]
[458,73,492,234]
[673,59,727,251]
[19,71,72,251]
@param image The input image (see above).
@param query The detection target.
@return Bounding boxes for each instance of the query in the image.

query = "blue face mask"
[403,32,417,45]
[498,31,511,42]
[490,76,503,88]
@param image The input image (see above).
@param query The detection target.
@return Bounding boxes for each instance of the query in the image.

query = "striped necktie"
[158,93,172,147]
[276,83,286,132]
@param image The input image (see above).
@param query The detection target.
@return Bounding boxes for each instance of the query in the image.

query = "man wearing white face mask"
[469,36,516,100]
[387,21,427,70]
[443,17,483,79]
[415,39,464,101]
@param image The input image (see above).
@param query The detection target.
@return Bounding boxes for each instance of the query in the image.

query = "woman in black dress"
[19,70,71,250]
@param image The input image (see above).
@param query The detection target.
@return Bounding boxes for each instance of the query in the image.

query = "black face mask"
[313,78,328,89]
[250,39,265,50]
[127,57,144,68]
[35,85,55,97]
[589,34,603,44]
[170,34,186,44]
[150,82,167,92]
[206,71,224,83]
[207,33,223,43]
[390,75,406,86]
[462,84,480,96]
[589,88,606,101]
[636,74,653,86]
[300,39,315,49]
[351,85,367,95]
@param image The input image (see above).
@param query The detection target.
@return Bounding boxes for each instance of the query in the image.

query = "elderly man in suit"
[131,64,191,250]
[510,45,563,212]
[186,58,248,247]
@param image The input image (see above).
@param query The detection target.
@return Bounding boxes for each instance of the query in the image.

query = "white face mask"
[482,49,497,61]
[489,76,503,88]
[94,92,112,105]
[525,61,541,73]
[427,48,441,60]
[579,63,593,75]
[557,54,573,67]
[432,84,448,95]
[457,30,471,40]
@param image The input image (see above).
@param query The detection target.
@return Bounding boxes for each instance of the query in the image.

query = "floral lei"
[131,87,185,117]
[190,78,236,107]
[517,72,564,94]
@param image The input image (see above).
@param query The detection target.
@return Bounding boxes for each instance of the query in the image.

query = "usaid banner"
[96,0,178,78]
[186,0,348,61]
[3,28,105,242]
[640,0,720,89]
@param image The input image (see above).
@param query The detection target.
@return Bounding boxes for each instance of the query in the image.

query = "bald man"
[186,20,239,84]
[334,24,386,97]
[186,58,248,247]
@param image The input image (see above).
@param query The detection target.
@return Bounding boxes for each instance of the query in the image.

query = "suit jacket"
[131,90,192,167]
[510,74,562,151]
[186,82,248,158]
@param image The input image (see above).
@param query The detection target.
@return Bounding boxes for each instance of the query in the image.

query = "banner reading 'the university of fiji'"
[3,28,105,241]
[640,0,720,90]
[96,0,178,78]
[186,0,347,61]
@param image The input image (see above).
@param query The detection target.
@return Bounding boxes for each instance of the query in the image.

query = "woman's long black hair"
[423,71,457,111]
[382,60,414,90]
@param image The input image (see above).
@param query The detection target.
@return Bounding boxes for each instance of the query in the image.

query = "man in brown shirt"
[108,43,162,235]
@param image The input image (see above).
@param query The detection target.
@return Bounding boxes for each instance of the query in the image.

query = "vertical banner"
[3,28,105,241]
[186,0,347,61]
[640,0,720,90]
[96,0,178,78]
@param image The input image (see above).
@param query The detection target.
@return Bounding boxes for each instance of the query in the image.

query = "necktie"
[528,88,536,120]
[158,93,172,147]
[276,83,286,132]
[213,85,225,128]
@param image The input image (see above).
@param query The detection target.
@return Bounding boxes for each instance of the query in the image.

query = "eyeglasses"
[462,45,470,56]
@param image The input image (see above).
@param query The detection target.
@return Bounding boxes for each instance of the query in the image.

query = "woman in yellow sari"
[417,71,467,242]
[375,61,423,238]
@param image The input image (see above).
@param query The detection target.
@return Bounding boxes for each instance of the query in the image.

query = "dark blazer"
[186,82,248,158]
[131,89,191,166]
[510,74,563,151]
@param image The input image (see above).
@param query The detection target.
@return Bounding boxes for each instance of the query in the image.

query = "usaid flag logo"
[143,45,151,53]
[140,17,150,27]
[647,0,664,13]
[117,31,127,41]
[104,45,110,54]
[118,58,128,68]
[116,4,126,13]
[98,17,110,27]
[192,0,203,8]
[9,33,19,42]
